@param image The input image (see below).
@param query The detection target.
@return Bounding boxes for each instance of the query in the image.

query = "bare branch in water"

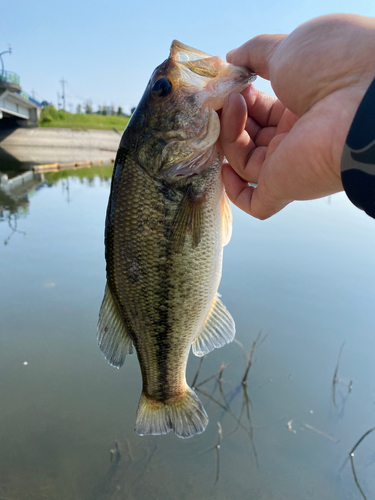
[215,422,223,485]
[243,382,259,468]
[287,420,296,434]
[196,367,227,389]
[4,213,27,246]
[197,332,267,471]
[218,363,227,382]
[196,387,228,411]
[347,426,375,500]
[197,375,256,438]
[350,454,367,500]
[226,332,266,469]
[233,338,245,351]
[211,363,229,397]
[216,422,223,447]
[242,331,266,385]
[199,422,223,484]
[217,369,231,411]
[332,342,345,407]
[350,426,375,456]
[191,356,205,389]
[109,440,121,463]
[303,423,338,443]
[255,332,268,350]
[124,437,134,462]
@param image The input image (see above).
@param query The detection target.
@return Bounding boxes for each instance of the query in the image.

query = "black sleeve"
[341,78,375,219]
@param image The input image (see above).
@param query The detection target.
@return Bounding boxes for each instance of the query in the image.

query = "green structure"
[0,50,42,127]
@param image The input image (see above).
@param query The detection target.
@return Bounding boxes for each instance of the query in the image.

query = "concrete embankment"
[0,127,122,166]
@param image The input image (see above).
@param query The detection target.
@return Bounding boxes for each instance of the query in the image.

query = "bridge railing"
[0,70,20,86]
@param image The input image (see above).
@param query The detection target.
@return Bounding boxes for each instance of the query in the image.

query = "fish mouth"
[170,40,256,110]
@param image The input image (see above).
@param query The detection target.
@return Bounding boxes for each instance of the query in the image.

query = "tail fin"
[135,387,208,439]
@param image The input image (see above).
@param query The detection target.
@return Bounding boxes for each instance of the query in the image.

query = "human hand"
[220,14,375,219]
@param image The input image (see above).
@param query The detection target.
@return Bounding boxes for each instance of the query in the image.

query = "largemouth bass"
[98,41,255,438]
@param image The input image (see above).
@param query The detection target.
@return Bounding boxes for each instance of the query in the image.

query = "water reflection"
[0,164,112,228]
[44,165,113,186]
[0,170,44,244]
[0,162,375,500]
[0,173,44,214]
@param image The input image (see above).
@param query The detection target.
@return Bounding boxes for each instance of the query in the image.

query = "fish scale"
[108,155,223,397]
[97,40,255,438]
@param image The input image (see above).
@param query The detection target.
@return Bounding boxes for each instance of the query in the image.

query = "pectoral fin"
[192,294,235,356]
[97,284,133,368]
[173,185,205,251]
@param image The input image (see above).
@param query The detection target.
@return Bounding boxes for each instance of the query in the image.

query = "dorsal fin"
[192,294,235,356]
[97,284,133,368]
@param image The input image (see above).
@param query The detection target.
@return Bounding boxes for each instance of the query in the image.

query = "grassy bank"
[39,106,130,131]
[44,164,113,184]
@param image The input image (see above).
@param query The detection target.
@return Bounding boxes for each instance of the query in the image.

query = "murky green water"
[1,164,375,500]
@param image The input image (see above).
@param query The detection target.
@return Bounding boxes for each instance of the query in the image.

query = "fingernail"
[248,83,258,96]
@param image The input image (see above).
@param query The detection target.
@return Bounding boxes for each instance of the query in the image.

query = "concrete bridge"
[0,70,42,127]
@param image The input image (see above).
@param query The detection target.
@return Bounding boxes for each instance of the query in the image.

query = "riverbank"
[0,127,122,168]
[39,106,130,131]
[40,112,130,131]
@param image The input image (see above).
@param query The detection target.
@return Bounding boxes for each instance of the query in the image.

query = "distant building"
[0,71,42,127]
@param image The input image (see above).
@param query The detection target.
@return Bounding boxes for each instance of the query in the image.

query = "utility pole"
[60,77,67,110]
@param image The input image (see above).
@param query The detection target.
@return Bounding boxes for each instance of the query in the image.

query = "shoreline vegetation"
[44,164,113,184]
[39,105,130,131]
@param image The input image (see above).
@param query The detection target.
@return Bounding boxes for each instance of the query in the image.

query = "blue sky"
[1,0,374,113]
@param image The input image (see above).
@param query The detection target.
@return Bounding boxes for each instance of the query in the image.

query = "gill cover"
[158,41,255,180]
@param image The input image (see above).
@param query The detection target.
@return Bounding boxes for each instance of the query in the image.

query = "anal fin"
[97,283,133,368]
[192,294,235,357]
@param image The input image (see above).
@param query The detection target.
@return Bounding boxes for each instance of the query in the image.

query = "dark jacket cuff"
[341,78,375,219]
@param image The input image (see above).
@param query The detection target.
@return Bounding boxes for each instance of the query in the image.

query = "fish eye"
[152,77,172,97]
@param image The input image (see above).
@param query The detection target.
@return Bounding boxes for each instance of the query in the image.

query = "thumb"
[227,34,287,81]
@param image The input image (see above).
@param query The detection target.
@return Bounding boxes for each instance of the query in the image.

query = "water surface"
[1,165,375,500]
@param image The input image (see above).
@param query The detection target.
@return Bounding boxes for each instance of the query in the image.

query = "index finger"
[227,34,287,80]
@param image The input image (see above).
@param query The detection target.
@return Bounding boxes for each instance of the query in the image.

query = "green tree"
[76,104,82,114]
[117,106,123,116]
[84,100,93,114]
